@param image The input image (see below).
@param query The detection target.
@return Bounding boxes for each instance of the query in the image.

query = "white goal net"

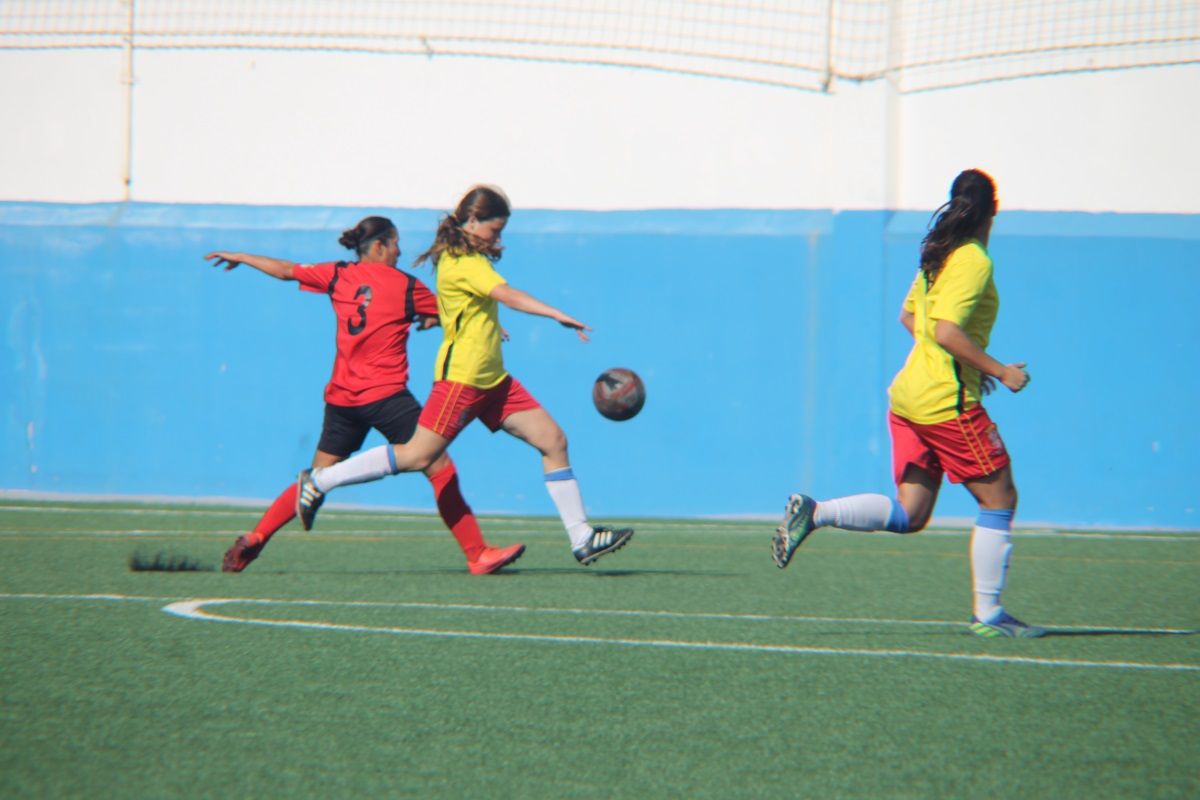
[1,1,1196,92]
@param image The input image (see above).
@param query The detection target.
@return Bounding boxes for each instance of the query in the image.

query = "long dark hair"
[338,216,396,258]
[413,185,511,268]
[919,169,997,282]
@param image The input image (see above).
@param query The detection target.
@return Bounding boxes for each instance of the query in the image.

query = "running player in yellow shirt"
[772,169,1044,638]
[295,186,633,565]
[206,216,523,577]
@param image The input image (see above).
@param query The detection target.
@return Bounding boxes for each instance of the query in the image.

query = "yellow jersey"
[888,240,999,424]
[432,251,509,388]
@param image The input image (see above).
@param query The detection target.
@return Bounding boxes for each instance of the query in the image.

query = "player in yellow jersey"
[772,169,1044,638]
[297,186,633,565]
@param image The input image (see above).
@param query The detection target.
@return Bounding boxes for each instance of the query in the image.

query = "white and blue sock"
[544,467,593,550]
[971,508,1015,623]
[310,445,398,492]
[813,494,910,533]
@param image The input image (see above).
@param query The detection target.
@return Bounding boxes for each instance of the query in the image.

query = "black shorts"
[317,389,423,457]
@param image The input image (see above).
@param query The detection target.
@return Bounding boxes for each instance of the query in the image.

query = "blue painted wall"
[2,203,1197,528]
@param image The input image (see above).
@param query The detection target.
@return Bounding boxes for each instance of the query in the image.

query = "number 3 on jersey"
[348,284,372,335]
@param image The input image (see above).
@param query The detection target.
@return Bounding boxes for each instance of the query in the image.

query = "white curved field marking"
[3,592,1195,636]
[155,597,1200,673]
[3,593,1194,670]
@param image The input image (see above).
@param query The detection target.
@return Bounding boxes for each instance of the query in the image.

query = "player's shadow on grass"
[1040,627,1198,638]
[129,550,214,572]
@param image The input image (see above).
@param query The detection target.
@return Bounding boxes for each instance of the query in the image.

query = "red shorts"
[418,376,541,441]
[889,405,1010,485]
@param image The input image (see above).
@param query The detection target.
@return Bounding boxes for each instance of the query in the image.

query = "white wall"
[0,51,130,203]
[1,48,1196,212]
[897,67,1200,214]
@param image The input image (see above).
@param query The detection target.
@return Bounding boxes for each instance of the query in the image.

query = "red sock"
[428,461,486,561]
[245,483,298,547]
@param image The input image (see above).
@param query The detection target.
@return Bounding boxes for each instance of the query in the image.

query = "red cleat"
[467,543,526,575]
[222,535,264,573]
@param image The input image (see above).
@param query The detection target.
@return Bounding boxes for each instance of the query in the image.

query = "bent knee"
[393,444,438,474]
[903,512,932,533]
[423,453,453,478]
[411,453,439,472]
[541,426,568,458]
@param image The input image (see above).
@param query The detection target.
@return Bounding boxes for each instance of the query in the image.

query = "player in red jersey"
[205,215,524,575]
[295,187,633,566]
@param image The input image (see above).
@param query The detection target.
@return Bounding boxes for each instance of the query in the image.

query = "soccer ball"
[592,368,646,421]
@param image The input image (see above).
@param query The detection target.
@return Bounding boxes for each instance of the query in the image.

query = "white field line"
[2,592,166,602]
[2,503,1200,542]
[0,512,1197,542]
[0,504,438,523]
[3,593,1195,671]
[0,529,419,537]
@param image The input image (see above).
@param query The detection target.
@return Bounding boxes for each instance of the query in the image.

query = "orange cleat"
[222,535,264,573]
[467,543,526,575]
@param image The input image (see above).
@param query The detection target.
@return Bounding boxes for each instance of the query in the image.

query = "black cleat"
[573,526,634,566]
[296,468,326,531]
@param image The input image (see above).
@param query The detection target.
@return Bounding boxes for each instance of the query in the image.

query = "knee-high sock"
[813,494,910,533]
[310,445,397,492]
[970,509,1014,622]
[544,467,593,550]
[427,461,486,561]
[245,483,298,547]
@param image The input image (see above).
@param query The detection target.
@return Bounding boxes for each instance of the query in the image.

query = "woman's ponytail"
[918,170,996,282]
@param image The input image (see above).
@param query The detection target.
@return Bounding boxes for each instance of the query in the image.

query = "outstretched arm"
[205,251,298,281]
[489,284,592,342]
[934,319,1029,393]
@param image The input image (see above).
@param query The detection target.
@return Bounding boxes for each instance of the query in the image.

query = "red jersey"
[294,260,438,406]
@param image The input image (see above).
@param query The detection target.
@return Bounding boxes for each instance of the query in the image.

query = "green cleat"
[771,493,817,569]
[969,611,1047,639]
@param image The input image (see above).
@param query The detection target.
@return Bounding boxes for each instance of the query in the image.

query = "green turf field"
[1,499,1196,798]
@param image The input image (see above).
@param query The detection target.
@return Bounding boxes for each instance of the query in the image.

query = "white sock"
[971,509,1015,622]
[311,445,396,492]
[544,467,593,550]
[813,494,909,532]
